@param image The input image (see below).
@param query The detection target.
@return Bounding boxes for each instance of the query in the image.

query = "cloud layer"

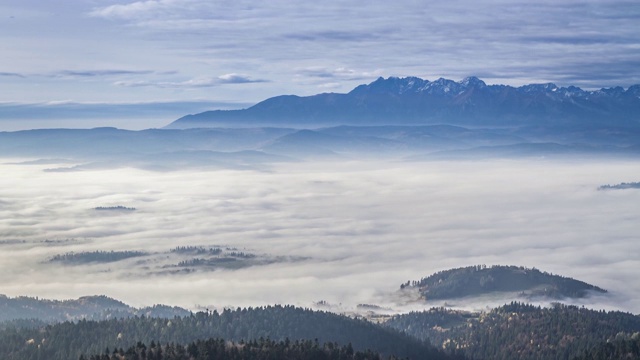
[1,0,638,113]
[0,100,252,131]
[115,73,268,88]
[1,158,638,314]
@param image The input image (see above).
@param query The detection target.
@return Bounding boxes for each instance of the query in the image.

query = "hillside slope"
[385,302,640,360]
[0,306,450,360]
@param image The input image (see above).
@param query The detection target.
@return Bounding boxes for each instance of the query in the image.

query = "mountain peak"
[168,76,640,129]
[352,76,488,96]
[519,82,559,93]
[349,76,429,95]
[460,76,487,88]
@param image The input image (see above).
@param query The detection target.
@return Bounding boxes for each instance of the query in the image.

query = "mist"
[1,158,638,314]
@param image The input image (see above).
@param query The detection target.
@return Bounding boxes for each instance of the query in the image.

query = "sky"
[1,159,639,314]
[1,0,639,129]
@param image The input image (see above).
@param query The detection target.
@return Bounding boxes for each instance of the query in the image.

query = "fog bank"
[1,158,638,314]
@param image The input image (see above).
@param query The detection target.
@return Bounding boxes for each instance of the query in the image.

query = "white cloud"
[317,83,342,90]
[114,74,267,88]
[89,0,194,21]
[1,158,639,313]
[113,79,217,88]
[217,73,268,84]
[296,67,384,81]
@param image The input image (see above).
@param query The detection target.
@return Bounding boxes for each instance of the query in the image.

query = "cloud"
[293,68,385,91]
[293,67,384,91]
[283,30,380,42]
[115,74,268,88]
[317,83,342,90]
[0,72,26,78]
[519,34,638,46]
[217,73,268,84]
[0,100,251,131]
[296,67,383,81]
[0,158,639,314]
[54,70,156,78]
[89,0,250,25]
[89,0,192,21]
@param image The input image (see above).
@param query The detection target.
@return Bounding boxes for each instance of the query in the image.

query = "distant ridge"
[94,205,136,211]
[0,294,190,322]
[167,76,640,129]
[598,181,640,190]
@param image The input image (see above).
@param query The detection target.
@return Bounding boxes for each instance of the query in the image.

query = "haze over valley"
[1,154,638,314]
[2,1,640,358]
[1,75,639,326]
[2,87,639,360]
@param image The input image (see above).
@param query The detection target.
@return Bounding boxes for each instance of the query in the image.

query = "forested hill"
[0,294,191,323]
[81,338,400,360]
[401,265,607,300]
[573,333,640,360]
[385,302,640,360]
[0,305,452,360]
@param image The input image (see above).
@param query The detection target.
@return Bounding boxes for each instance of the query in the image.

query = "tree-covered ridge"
[598,182,640,190]
[170,246,223,256]
[0,306,452,360]
[573,332,640,360]
[81,337,397,360]
[165,247,272,272]
[49,250,148,264]
[0,294,191,323]
[94,206,136,211]
[44,245,296,273]
[168,246,259,269]
[385,302,640,360]
[401,265,607,300]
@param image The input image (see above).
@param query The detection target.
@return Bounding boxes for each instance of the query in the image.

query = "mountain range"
[168,76,640,129]
[1,76,638,165]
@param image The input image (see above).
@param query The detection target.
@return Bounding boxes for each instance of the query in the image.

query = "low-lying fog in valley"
[1,158,638,314]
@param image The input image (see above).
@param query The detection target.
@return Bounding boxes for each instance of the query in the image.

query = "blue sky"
[1,0,639,129]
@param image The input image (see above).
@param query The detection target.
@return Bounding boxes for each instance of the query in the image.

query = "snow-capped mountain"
[168,76,640,129]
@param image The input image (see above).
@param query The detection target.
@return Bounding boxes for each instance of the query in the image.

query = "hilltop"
[402,265,607,301]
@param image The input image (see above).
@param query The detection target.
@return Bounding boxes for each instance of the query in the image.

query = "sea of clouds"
[0,158,638,314]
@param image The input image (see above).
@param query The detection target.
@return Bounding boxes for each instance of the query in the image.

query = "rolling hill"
[401,265,607,301]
